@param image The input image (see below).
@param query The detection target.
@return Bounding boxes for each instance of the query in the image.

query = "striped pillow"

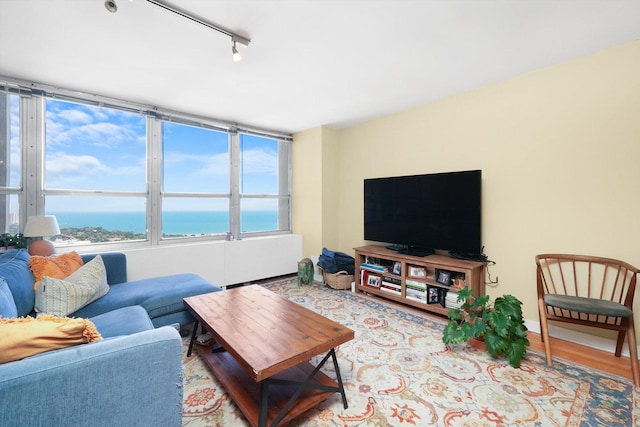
[35,255,109,317]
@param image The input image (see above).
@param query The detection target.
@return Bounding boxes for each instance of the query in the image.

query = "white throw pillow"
[35,255,109,317]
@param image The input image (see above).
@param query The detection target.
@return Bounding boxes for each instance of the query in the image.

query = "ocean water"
[50,211,278,235]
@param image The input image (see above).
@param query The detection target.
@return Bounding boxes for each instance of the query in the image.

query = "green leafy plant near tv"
[442,286,529,368]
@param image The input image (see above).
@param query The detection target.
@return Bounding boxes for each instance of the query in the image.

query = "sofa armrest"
[82,252,128,284]
[0,327,183,427]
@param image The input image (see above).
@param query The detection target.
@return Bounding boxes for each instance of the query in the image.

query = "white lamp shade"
[23,216,61,237]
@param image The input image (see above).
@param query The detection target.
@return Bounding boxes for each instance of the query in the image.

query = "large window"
[239,133,290,233]
[162,122,230,238]
[44,99,148,245]
[160,124,291,239]
[0,82,292,248]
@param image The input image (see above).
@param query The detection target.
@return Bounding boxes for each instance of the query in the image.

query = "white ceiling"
[1,0,640,135]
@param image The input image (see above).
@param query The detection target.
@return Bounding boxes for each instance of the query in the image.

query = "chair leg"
[538,299,553,365]
[626,322,639,387]
[615,329,625,357]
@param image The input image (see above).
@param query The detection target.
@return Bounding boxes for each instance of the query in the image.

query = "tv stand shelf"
[354,245,485,316]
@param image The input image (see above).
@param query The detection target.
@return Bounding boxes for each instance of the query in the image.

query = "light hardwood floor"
[525,330,633,380]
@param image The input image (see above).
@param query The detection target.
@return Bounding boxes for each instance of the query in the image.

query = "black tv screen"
[364,170,481,256]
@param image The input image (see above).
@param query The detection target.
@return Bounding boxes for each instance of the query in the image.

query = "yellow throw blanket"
[0,315,102,364]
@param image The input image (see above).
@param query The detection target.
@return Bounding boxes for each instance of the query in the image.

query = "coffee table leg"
[259,380,269,427]
[259,348,349,427]
[187,321,199,357]
[330,348,348,409]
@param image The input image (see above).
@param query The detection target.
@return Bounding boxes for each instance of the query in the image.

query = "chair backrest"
[536,254,639,324]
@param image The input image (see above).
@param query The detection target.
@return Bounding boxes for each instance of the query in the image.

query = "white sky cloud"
[57,108,93,124]
[47,122,140,148]
[46,153,109,174]
[241,148,278,175]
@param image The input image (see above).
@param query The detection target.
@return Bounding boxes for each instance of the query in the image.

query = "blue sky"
[45,100,147,191]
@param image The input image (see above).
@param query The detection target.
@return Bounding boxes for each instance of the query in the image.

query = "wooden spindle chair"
[536,254,639,386]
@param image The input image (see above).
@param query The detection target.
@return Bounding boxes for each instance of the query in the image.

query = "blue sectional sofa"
[0,249,222,427]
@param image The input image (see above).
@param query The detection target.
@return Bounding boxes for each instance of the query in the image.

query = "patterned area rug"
[181,278,638,426]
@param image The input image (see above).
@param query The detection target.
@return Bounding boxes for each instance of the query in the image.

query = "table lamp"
[23,215,61,256]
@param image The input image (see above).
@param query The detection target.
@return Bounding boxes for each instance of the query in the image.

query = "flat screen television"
[364,169,482,257]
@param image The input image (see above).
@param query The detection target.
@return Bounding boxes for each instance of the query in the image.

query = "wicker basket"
[322,270,354,290]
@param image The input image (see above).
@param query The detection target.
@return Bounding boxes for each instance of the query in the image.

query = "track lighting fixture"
[104,0,250,61]
[232,41,242,62]
[104,0,117,13]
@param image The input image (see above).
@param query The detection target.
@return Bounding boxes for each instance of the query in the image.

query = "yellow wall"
[292,126,340,257]
[291,127,322,257]
[294,41,640,333]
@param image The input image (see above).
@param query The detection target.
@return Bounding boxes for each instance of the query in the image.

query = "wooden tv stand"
[354,245,485,316]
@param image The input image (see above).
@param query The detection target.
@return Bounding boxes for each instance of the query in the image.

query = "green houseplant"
[0,233,27,250]
[442,286,529,368]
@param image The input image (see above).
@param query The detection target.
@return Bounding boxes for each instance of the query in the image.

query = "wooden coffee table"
[183,285,354,427]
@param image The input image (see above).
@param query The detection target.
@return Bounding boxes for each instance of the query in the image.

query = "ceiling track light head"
[232,41,242,62]
[104,0,118,13]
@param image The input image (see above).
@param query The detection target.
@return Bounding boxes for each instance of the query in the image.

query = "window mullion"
[229,130,240,237]
[278,140,291,231]
[148,118,162,245]
[0,94,9,231]
[23,95,43,221]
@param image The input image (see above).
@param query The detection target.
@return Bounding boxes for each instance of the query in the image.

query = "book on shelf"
[381,280,401,290]
[383,276,401,285]
[360,263,387,272]
[406,289,426,300]
[380,286,401,295]
[406,287,426,302]
[406,294,426,304]
[405,279,426,292]
[445,290,462,309]
[407,287,426,295]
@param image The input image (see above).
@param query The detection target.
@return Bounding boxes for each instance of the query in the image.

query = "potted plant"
[442,286,529,368]
[0,233,27,251]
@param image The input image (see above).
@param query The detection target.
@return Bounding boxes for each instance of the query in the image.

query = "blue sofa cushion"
[0,278,18,318]
[71,273,220,321]
[81,252,127,285]
[90,305,154,338]
[0,250,35,317]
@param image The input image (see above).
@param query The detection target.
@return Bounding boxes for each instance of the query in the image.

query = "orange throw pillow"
[0,315,102,364]
[29,251,84,291]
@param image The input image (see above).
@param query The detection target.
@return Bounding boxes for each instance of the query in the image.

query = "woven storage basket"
[323,270,354,290]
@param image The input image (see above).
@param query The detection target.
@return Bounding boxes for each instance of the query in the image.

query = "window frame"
[238,132,292,235]
[156,118,232,243]
[0,77,293,250]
